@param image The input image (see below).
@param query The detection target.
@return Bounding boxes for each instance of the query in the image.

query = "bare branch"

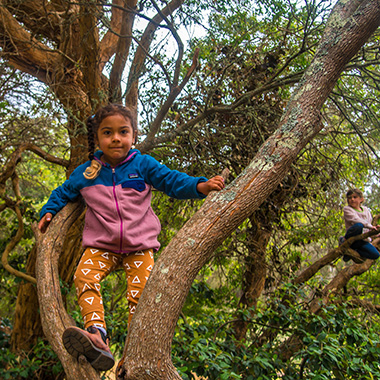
[3,0,62,43]
[150,0,184,87]
[1,187,36,284]
[124,0,184,109]
[138,72,303,153]
[141,48,199,149]
[109,0,137,103]
[0,3,59,83]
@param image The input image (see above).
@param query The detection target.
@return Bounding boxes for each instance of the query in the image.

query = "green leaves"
[171,292,380,380]
[0,335,63,380]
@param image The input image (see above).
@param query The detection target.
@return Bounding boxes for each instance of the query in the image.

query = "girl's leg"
[351,240,380,260]
[122,249,155,326]
[64,248,121,370]
[344,222,379,259]
[74,247,122,330]
[344,222,364,239]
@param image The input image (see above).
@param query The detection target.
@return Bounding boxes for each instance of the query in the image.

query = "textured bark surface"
[34,200,102,380]
[119,1,380,378]
[10,246,42,351]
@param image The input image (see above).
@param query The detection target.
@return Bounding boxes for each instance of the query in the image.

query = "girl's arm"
[142,155,210,199]
[38,169,83,232]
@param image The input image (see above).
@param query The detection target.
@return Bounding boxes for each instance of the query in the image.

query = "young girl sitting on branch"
[340,188,380,262]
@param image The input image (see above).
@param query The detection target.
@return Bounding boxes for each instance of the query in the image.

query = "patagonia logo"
[128,173,139,179]
[122,180,145,192]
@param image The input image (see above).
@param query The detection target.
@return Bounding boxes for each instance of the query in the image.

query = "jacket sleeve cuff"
[196,177,208,198]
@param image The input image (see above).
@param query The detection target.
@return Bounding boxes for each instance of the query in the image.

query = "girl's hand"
[38,213,53,234]
[197,176,225,196]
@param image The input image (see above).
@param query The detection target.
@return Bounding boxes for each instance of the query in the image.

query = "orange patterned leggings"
[73,247,154,331]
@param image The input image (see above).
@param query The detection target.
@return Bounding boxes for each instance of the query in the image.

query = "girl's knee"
[346,223,364,238]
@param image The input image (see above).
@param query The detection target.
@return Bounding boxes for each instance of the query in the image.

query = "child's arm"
[38,213,53,234]
[196,175,225,196]
[38,167,83,233]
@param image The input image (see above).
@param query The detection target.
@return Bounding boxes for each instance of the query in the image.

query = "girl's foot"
[62,326,115,371]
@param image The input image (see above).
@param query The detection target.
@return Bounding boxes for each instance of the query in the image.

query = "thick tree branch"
[99,0,134,72]
[255,229,380,349]
[34,200,100,380]
[278,255,375,362]
[109,0,137,103]
[79,2,102,106]
[294,228,380,285]
[0,2,59,83]
[3,0,62,42]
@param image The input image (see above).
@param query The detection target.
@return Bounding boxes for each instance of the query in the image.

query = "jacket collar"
[94,149,140,168]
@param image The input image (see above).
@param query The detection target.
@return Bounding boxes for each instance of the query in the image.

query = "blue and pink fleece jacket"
[40,149,208,254]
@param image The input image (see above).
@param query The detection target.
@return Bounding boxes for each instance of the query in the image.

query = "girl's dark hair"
[346,188,364,198]
[84,104,138,180]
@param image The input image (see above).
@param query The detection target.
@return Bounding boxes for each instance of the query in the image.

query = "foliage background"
[1,0,380,378]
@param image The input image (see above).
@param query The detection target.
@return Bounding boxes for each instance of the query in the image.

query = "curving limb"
[34,200,101,380]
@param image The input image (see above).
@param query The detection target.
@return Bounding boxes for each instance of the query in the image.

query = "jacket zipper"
[112,168,123,252]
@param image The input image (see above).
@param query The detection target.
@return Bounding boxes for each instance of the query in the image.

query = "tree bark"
[34,200,102,380]
[10,245,42,351]
[118,1,380,378]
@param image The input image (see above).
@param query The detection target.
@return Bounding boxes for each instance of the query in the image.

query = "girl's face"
[347,193,364,210]
[96,114,135,167]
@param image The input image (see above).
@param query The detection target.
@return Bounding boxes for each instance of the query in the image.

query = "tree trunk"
[34,200,102,380]
[11,213,85,354]
[10,245,42,351]
[117,1,380,378]
[232,215,271,341]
